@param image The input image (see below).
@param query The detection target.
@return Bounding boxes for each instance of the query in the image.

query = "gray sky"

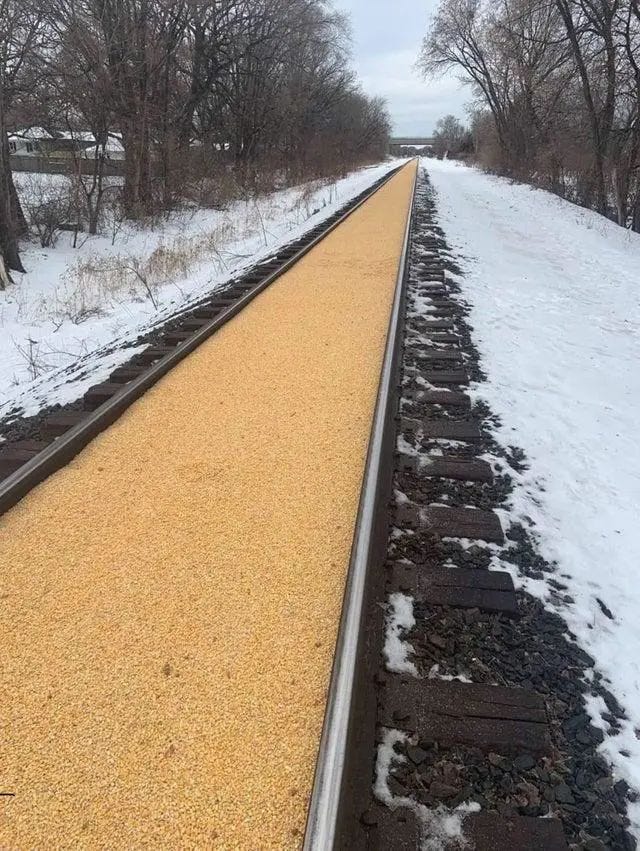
[334,0,470,136]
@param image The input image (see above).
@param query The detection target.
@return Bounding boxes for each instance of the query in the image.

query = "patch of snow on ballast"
[384,592,419,676]
[374,727,479,849]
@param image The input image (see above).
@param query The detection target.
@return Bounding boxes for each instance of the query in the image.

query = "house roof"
[56,130,125,153]
[9,127,56,141]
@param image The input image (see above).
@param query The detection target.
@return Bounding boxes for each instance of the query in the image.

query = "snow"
[383,592,419,675]
[374,727,479,849]
[428,664,472,684]
[0,160,403,419]
[424,156,640,829]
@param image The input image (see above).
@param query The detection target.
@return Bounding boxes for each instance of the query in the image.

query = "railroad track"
[0,163,403,514]
[1,162,634,849]
[0,162,416,848]
[305,167,635,850]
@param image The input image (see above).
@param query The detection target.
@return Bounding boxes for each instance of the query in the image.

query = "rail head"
[303,160,418,850]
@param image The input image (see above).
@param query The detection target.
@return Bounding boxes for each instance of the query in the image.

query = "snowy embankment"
[1,161,402,419]
[425,157,640,823]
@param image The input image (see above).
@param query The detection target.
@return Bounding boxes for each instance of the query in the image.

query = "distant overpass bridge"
[390,136,435,147]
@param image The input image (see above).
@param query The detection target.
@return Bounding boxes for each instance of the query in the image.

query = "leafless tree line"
[0,0,391,283]
[420,0,640,230]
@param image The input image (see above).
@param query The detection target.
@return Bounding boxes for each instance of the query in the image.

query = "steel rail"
[303,162,418,850]
[0,162,409,518]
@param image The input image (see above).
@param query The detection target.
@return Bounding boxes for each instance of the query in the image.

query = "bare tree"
[420,0,640,229]
[1,0,391,278]
[432,114,469,156]
[0,0,44,281]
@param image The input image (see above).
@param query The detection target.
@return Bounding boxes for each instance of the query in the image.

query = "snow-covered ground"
[1,161,402,419]
[425,157,640,828]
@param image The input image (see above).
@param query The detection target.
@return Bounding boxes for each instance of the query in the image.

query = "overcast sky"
[334,0,470,136]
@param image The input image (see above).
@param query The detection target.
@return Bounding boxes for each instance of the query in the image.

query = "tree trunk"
[9,171,27,235]
[122,119,151,218]
[0,95,25,280]
[554,0,609,215]
[632,191,640,233]
[0,189,25,281]
[612,167,626,227]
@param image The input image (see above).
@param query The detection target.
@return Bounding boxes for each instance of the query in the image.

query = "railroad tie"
[428,307,459,318]
[180,317,211,331]
[133,345,177,365]
[402,390,470,408]
[400,418,481,442]
[414,347,463,362]
[465,813,567,851]
[360,808,420,850]
[391,563,519,618]
[422,333,459,344]
[0,441,49,480]
[163,329,195,345]
[192,306,222,319]
[83,382,124,411]
[417,271,446,281]
[109,365,147,383]
[418,273,446,283]
[415,286,448,297]
[43,410,86,439]
[370,809,567,850]
[422,299,457,312]
[395,504,505,545]
[240,272,265,284]
[418,319,456,330]
[397,455,493,483]
[422,368,469,386]
[380,679,552,756]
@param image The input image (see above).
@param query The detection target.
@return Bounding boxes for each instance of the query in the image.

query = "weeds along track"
[0,162,417,848]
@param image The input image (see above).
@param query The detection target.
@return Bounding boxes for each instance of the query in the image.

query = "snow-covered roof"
[56,130,125,153]
[106,134,124,153]
[57,130,95,143]
[9,127,56,141]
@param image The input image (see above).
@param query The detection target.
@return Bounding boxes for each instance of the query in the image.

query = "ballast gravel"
[0,162,417,848]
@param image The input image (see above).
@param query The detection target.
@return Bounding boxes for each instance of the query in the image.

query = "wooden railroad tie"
[402,390,470,407]
[397,454,493,483]
[423,369,469,386]
[400,418,481,442]
[44,410,86,438]
[392,563,519,617]
[414,347,463,362]
[396,504,504,545]
[368,810,567,851]
[380,679,552,756]
[0,441,49,480]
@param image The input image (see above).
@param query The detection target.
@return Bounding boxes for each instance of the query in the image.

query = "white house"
[55,131,126,160]
[7,127,56,155]
[8,128,126,160]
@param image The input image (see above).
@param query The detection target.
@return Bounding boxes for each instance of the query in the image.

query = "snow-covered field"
[1,161,401,418]
[425,157,640,827]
